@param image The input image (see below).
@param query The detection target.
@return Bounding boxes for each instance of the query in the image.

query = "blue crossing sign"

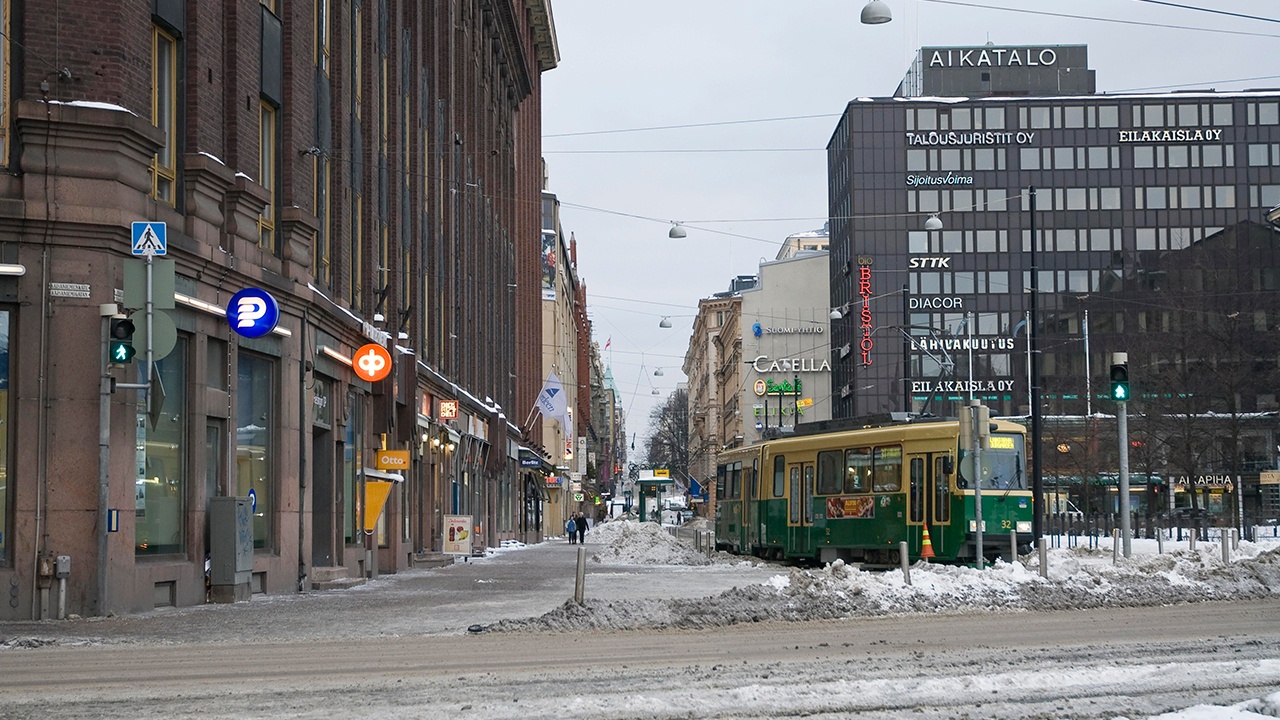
[131,222,167,256]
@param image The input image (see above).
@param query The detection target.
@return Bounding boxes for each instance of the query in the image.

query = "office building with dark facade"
[828,45,1280,518]
[0,1,560,619]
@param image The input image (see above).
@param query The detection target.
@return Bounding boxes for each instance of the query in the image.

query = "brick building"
[0,0,558,618]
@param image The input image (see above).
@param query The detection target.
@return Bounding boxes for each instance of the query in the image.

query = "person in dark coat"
[565,516,577,544]
[576,512,587,544]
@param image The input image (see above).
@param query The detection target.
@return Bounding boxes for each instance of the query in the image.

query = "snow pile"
[489,535,1280,633]
[586,520,718,566]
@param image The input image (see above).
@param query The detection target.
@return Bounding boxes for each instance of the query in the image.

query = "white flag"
[535,371,568,426]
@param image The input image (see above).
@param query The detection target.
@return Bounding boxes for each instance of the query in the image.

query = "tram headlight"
[1016,521,1032,533]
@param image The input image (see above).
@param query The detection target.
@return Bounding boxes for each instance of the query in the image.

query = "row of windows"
[909,187,1122,213]
[1134,144,1234,169]
[907,146,1008,172]
[1018,104,1121,130]
[911,270,1012,295]
[906,100,1279,135]
[903,139,1271,174]
[1133,185,1236,210]
[909,227,1125,255]
[908,185,1279,215]
[1018,146,1122,171]
[907,106,1007,132]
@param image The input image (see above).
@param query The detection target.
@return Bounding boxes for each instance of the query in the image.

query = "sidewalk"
[0,537,781,646]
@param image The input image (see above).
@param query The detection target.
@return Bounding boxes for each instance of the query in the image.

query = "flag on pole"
[604,337,611,351]
[535,371,569,427]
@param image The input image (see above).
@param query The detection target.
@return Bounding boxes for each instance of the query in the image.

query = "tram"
[714,413,1033,566]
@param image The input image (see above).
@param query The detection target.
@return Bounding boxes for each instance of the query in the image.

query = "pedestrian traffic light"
[109,317,136,364]
[1109,361,1130,402]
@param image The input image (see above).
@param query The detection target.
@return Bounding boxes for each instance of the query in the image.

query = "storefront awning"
[362,468,404,482]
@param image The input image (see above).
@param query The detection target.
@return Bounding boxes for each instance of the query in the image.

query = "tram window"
[844,447,871,493]
[717,465,727,499]
[804,466,815,524]
[817,451,843,495]
[773,456,786,497]
[873,446,903,492]
[909,458,925,523]
[750,459,759,499]
[731,462,742,499]
[789,467,801,523]
[934,456,952,523]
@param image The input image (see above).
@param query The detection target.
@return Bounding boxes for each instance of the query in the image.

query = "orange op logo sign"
[353,343,393,382]
[439,399,459,420]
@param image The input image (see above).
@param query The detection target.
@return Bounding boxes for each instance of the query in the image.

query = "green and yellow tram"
[714,415,1032,566]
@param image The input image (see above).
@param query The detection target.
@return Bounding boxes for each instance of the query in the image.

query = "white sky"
[539,0,1280,451]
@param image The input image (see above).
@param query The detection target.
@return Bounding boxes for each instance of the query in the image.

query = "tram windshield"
[957,433,1026,491]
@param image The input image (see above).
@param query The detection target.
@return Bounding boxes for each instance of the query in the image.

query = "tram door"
[908,453,952,555]
[788,462,814,555]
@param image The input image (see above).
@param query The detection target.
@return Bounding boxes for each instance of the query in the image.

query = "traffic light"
[109,317,136,364]
[1109,361,1130,402]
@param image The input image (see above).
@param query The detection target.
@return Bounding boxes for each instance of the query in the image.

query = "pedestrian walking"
[576,512,587,544]
[565,516,577,544]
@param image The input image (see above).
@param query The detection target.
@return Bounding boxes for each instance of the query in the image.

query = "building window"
[1249,102,1279,126]
[237,352,275,549]
[136,338,188,555]
[259,101,278,253]
[151,25,178,206]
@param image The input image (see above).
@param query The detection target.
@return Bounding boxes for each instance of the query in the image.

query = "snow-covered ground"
[498,519,1280,719]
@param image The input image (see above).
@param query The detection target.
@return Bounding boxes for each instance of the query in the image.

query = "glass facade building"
[828,46,1280,423]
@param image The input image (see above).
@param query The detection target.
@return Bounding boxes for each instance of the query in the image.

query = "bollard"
[1232,528,1240,551]
[899,541,911,586]
[1038,537,1048,579]
[1157,530,1163,555]
[574,546,586,605]
[1190,534,1197,552]
[1112,528,1120,564]
[1009,530,1018,565]
[1222,534,1230,564]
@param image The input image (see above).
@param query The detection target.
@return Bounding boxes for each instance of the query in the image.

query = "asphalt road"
[1,539,1277,719]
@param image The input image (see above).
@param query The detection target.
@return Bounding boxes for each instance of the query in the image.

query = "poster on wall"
[443,514,473,556]
[541,231,556,300]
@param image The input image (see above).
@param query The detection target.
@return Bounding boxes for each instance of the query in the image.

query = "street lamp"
[860,0,892,25]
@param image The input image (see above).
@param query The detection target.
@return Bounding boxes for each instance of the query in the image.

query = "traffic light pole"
[1114,351,1132,558]
[98,254,155,615]
[97,304,114,616]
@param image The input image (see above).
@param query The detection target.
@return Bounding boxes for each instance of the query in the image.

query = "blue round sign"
[227,288,280,338]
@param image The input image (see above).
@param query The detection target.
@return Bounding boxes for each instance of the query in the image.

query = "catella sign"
[751,356,831,374]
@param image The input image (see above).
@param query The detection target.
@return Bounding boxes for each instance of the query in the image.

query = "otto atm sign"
[352,343,393,382]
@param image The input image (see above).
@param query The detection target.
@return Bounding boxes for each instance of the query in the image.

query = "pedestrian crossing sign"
[131,222,167,256]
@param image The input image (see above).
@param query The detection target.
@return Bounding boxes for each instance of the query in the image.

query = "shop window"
[0,310,10,560]
[237,352,275,549]
[136,338,188,555]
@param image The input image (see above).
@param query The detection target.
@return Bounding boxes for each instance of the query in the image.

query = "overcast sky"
[539,0,1280,451]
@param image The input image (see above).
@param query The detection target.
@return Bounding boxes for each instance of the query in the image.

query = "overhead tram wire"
[919,0,1280,39]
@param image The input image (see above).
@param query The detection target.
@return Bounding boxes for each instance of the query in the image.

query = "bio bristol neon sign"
[858,259,873,366]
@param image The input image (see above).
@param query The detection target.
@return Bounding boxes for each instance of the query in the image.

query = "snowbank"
[490,526,1280,633]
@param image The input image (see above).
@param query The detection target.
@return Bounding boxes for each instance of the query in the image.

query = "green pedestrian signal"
[1109,362,1130,402]
[109,317,136,364]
